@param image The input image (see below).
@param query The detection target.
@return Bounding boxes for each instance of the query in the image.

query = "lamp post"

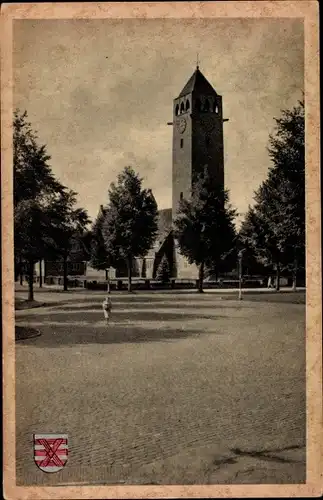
[105,267,111,294]
[198,222,206,293]
[238,250,244,300]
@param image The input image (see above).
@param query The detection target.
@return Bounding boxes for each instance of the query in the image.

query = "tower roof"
[178,67,217,98]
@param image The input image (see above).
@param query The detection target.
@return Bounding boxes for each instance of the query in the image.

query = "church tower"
[172,66,225,218]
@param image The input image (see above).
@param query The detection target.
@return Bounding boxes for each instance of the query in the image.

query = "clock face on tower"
[177,117,187,134]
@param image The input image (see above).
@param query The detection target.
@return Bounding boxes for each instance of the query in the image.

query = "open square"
[15,289,306,485]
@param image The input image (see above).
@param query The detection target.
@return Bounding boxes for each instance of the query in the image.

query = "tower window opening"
[195,98,202,112]
[175,104,179,116]
[213,102,219,114]
[180,102,185,114]
[180,138,184,148]
[204,99,210,112]
[185,99,190,112]
[180,192,183,200]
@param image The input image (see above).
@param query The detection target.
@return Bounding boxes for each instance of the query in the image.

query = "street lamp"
[105,267,111,294]
[238,250,244,300]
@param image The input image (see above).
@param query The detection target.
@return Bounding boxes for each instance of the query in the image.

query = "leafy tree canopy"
[102,166,158,262]
[174,167,237,269]
[14,109,63,206]
[240,99,305,286]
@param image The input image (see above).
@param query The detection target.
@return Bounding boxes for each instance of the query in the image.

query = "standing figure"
[102,296,112,325]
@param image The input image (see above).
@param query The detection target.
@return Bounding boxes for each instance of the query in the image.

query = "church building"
[140,64,227,280]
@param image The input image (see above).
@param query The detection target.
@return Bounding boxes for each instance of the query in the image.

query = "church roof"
[178,67,217,98]
[157,208,172,241]
[141,208,172,259]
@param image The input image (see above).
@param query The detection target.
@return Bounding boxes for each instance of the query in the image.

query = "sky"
[13,18,304,225]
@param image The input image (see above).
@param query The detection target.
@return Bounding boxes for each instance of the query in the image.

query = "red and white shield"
[34,434,68,473]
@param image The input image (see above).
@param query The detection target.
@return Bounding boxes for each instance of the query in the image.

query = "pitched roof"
[178,67,217,98]
[144,208,172,258]
[157,208,172,241]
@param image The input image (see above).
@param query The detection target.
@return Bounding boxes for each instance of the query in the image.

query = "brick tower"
[172,65,225,219]
[170,66,226,278]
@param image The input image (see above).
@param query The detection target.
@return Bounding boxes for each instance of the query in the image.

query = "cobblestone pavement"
[15,291,306,485]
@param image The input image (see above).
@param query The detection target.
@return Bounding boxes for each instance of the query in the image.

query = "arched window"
[180,102,185,113]
[213,102,219,114]
[185,99,190,112]
[175,104,179,116]
[204,99,210,112]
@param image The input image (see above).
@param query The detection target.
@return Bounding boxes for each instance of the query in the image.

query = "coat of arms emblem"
[34,434,68,473]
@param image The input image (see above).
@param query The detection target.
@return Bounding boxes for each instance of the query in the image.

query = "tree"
[267,99,305,289]
[13,109,64,299]
[101,166,158,292]
[240,206,280,287]
[156,254,171,283]
[90,206,111,271]
[14,198,58,300]
[13,110,63,206]
[173,168,237,293]
[48,189,90,291]
[240,100,305,291]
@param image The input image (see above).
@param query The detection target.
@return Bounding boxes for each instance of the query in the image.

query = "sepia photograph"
[2,2,321,499]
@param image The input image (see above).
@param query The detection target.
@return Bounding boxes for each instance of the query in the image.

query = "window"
[213,101,219,114]
[175,104,179,116]
[180,138,184,148]
[204,99,210,112]
[180,102,185,113]
[195,98,202,112]
[180,192,183,200]
[185,99,190,111]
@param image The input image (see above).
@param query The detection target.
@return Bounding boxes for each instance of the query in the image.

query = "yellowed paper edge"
[1,2,321,498]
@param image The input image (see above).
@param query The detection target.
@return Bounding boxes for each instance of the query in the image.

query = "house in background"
[34,233,92,285]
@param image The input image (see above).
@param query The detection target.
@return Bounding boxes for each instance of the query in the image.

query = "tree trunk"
[292,256,298,291]
[39,260,43,288]
[127,256,132,293]
[28,260,34,301]
[198,261,205,293]
[275,262,280,292]
[63,255,68,291]
[19,255,23,285]
[14,258,19,282]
